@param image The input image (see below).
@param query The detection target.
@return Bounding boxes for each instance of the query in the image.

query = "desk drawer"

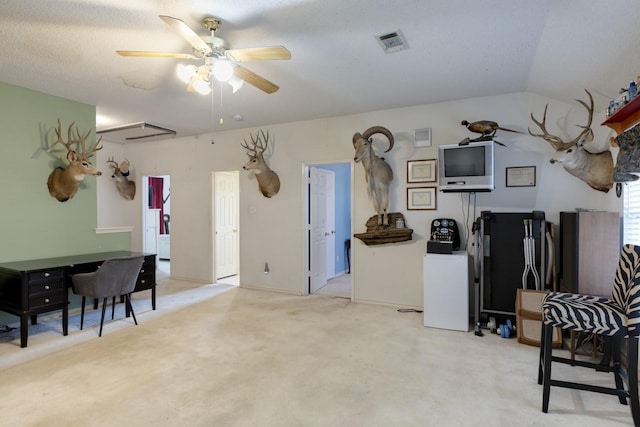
[134,256,156,292]
[139,261,154,277]
[28,269,64,283]
[29,291,65,310]
[29,280,65,295]
[135,272,155,292]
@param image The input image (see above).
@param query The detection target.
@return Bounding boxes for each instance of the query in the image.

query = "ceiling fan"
[117,15,291,95]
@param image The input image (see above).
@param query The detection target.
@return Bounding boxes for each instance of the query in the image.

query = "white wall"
[96,141,134,239]
[97,91,622,308]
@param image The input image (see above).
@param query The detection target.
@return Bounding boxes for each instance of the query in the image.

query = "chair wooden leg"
[542,323,553,413]
[538,320,546,385]
[80,296,86,330]
[611,336,627,405]
[99,297,107,337]
[628,337,640,426]
[111,296,116,320]
[125,294,138,326]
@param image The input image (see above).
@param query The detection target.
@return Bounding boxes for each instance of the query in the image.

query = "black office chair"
[71,255,144,337]
[539,244,640,425]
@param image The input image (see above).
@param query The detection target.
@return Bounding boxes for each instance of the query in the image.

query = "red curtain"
[148,177,165,234]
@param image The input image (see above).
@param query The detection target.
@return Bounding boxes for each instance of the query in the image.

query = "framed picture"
[407,187,437,210]
[506,166,536,187]
[407,159,437,183]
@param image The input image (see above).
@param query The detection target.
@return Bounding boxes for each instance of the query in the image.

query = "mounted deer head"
[46,118,103,202]
[528,90,613,193]
[241,129,281,198]
[107,157,136,200]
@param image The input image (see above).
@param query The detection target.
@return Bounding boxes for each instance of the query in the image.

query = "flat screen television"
[438,140,495,192]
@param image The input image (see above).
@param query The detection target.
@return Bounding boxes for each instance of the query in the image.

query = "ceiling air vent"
[97,122,176,143]
[376,30,408,54]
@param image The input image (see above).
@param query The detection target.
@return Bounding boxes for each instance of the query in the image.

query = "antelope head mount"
[241,129,281,198]
[46,118,103,202]
[107,157,136,200]
[528,90,613,193]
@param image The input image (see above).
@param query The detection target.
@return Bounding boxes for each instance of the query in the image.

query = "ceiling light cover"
[177,64,196,83]
[193,78,212,95]
[228,76,244,93]
[212,60,234,82]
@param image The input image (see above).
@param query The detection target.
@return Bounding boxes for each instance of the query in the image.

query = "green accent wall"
[0,82,130,324]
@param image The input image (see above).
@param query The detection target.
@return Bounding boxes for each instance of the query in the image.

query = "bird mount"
[461,119,521,145]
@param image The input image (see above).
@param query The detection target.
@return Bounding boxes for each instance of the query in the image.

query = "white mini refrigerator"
[423,252,470,332]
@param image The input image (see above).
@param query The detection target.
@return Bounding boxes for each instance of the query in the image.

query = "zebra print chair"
[539,244,640,424]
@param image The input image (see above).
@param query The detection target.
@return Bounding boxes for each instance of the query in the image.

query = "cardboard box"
[516,289,562,348]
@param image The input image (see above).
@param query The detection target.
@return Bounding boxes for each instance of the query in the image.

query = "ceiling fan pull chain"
[210,82,216,128]
[219,82,224,126]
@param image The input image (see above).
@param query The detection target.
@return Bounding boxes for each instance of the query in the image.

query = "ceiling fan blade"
[117,50,197,59]
[226,46,291,62]
[159,15,212,56]
[234,66,279,94]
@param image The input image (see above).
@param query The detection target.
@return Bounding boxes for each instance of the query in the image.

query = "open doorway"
[305,162,352,298]
[143,174,171,279]
[214,171,240,286]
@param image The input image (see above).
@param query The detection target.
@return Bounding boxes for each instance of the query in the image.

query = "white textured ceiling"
[1,0,639,139]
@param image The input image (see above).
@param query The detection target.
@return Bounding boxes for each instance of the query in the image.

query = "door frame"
[142,174,170,266]
[212,170,240,283]
[302,161,354,298]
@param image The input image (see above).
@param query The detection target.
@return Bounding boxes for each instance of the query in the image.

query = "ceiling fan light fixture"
[212,59,234,82]
[228,76,244,93]
[192,77,212,95]
[177,64,197,83]
[118,16,288,95]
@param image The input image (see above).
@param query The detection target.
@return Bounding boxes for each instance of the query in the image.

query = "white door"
[310,167,329,292]
[215,171,239,279]
[145,209,160,255]
[325,170,336,281]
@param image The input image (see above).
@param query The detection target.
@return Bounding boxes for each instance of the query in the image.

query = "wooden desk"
[0,251,156,348]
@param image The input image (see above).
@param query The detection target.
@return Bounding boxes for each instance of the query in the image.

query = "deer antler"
[75,131,102,159]
[47,119,75,153]
[528,89,594,150]
[107,157,131,175]
[240,137,257,156]
[255,130,269,153]
[241,129,269,155]
[48,118,103,158]
[107,156,119,169]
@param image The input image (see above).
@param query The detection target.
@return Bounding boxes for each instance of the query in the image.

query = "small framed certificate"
[407,159,437,183]
[506,166,536,187]
[407,187,437,210]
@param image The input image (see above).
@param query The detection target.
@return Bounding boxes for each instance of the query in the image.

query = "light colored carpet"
[314,273,351,299]
[0,277,635,426]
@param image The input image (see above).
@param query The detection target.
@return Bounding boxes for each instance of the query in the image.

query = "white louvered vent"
[376,30,408,54]
[624,181,640,245]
